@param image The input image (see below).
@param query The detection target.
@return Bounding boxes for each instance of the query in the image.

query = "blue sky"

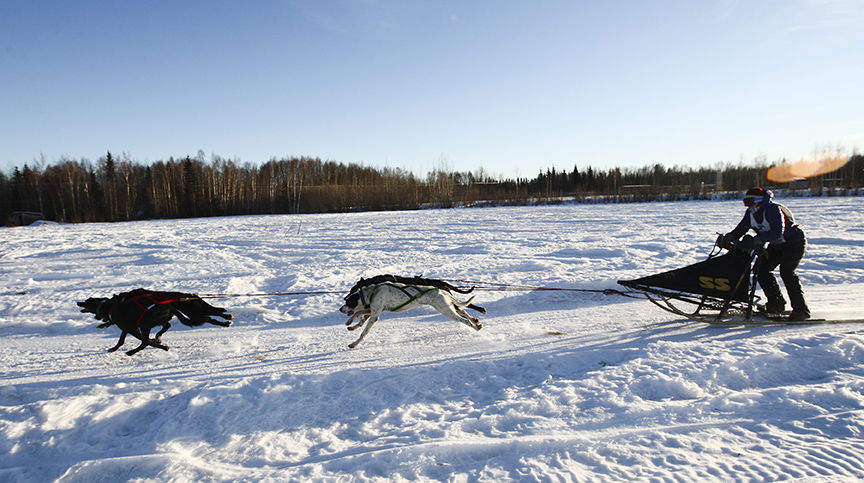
[1,0,862,179]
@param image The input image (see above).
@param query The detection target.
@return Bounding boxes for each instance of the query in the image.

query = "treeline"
[2,152,862,225]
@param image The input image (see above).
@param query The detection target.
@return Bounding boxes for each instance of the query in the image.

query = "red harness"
[108,289,192,326]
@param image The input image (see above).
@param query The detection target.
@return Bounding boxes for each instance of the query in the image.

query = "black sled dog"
[77,289,233,355]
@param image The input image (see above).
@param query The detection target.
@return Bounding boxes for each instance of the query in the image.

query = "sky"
[1,0,862,179]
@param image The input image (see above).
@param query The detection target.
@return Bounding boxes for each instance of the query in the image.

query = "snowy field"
[2,197,864,482]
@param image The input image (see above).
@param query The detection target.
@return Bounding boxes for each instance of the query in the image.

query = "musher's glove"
[717,233,735,250]
[739,235,764,253]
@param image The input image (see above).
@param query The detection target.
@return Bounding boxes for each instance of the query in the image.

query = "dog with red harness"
[77,289,233,355]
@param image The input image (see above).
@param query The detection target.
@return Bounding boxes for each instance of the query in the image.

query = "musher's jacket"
[729,196,805,247]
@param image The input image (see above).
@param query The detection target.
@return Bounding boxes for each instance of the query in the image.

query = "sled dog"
[340,277,485,348]
[77,289,233,355]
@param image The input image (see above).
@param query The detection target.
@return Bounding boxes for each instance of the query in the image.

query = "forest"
[2,152,862,225]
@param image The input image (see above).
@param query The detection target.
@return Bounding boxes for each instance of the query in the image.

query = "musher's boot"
[788,311,810,322]
[759,300,787,315]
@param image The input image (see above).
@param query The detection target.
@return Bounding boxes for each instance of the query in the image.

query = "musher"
[720,187,810,321]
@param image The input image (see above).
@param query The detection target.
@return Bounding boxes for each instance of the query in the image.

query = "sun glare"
[767,153,851,183]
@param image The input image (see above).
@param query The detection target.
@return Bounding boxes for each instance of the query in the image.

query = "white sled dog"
[340,280,485,348]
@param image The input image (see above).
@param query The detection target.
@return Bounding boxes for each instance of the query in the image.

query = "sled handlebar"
[712,233,764,257]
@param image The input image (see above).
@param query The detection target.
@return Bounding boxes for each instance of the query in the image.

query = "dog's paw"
[149,340,169,351]
[107,347,119,352]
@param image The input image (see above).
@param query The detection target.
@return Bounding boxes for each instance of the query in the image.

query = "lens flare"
[767,153,851,183]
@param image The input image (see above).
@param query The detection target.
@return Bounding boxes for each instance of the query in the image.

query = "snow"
[2,197,864,482]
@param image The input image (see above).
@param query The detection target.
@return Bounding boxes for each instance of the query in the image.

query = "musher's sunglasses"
[743,196,761,206]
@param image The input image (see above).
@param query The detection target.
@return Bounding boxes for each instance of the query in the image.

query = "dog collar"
[359,287,370,309]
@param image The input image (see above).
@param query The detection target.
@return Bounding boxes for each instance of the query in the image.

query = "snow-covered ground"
[2,197,864,482]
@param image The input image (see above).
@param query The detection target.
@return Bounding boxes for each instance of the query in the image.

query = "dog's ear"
[344,291,360,308]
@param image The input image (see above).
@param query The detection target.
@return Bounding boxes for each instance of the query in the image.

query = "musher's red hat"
[743,187,767,206]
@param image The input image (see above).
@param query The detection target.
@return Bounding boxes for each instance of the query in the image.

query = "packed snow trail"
[2,198,864,481]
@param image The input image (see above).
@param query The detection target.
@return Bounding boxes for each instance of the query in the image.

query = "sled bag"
[619,251,752,302]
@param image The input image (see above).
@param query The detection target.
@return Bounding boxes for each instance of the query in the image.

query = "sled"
[618,236,763,323]
[618,236,864,325]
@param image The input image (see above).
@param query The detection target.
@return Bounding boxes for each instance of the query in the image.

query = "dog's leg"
[125,326,153,355]
[171,308,198,326]
[454,308,483,329]
[204,317,232,327]
[107,331,128,352]
[153,322,171,342]
[144,324,169,351]
[467,303,486,314]
[347,313,371,331]
[211,307,234,320]
[430,293,483,331]
[346,310,371,330]
[448,308,482,330]
[125,327,168,356]
[348,308,382,348]
[125,337,149,356]
[345,311,362,326]
[147,340,169,351]
[198,300,234,320]
[454,296,484,327]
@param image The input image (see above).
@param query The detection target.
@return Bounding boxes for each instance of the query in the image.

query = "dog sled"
[617,236,864,325]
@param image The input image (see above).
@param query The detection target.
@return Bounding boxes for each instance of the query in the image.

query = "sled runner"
[700,316,864,326]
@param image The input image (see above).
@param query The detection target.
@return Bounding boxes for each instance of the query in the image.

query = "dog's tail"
[456,295,487,314]
[467,303,486,314]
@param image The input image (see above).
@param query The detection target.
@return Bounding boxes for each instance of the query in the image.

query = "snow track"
[2,198,864,481]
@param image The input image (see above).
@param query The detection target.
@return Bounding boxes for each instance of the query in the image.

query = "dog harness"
[107,289,199,326]
[365,283,437,312]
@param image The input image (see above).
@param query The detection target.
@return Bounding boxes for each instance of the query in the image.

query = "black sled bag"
[619,251,752,302]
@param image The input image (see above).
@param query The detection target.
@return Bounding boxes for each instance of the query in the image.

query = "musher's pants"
[757,239,809,314]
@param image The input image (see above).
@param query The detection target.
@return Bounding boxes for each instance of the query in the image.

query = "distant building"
[10,211,43,226]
